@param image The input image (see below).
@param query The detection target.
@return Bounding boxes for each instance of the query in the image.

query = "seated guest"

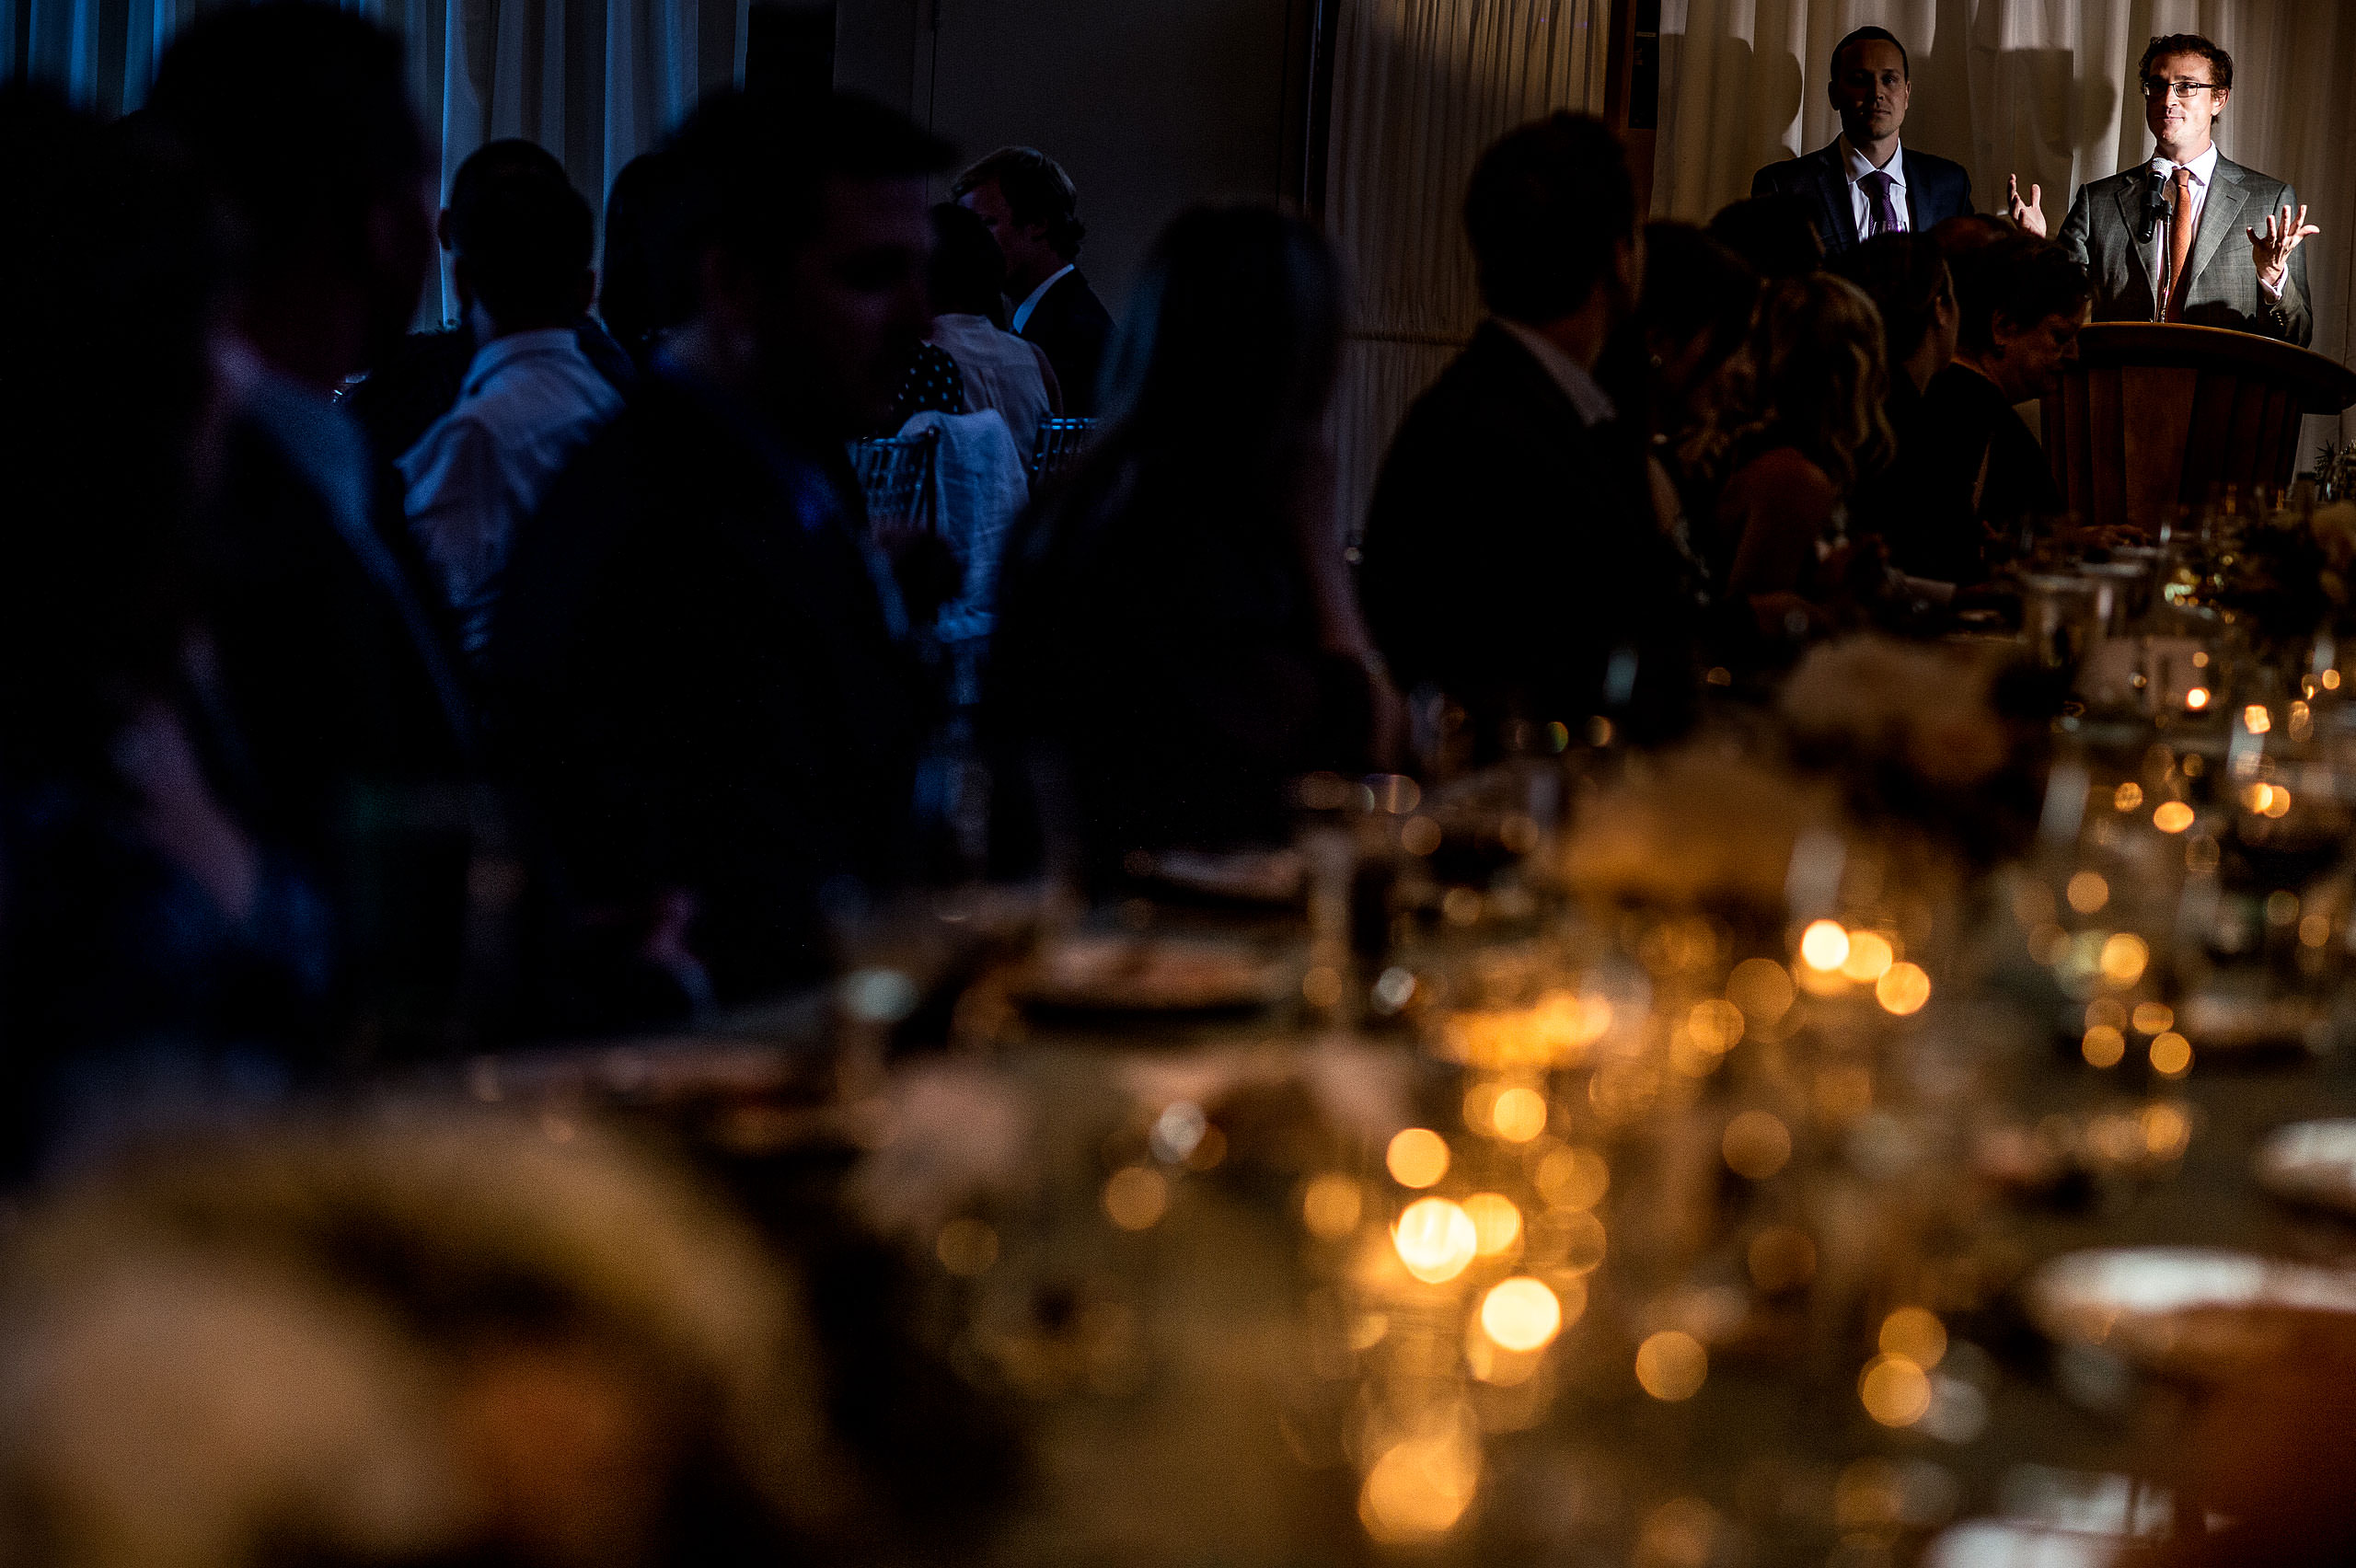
[987,205,1391,877]
[148,3,478,1058]
[954,146,1114,413]
[1832,234,1980,584]
[0,90,330,1180]
[1708,194,1826,280]
[398,169,626,668]
[596,146,695,373]
[1617,223,1759,523]
[1710,274,1893,644]
[881,340,967,433]
[926,202,1062,453]
[491,90,941,1018]
[1750,27,1974,257]
[1360,112,1696,751]
[1920,235,2090,540]
[1930,212,2015,256]
[344,138,633,467]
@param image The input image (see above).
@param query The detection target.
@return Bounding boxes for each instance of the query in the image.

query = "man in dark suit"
[148,4,479,1059]
[1359,112,1696,754]
[1750,27,1974,259]
[491,91,941,1020]
[954,147,1114,417]
[2008,33,2314,345]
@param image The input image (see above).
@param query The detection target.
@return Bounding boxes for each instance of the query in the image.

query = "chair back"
[1028,416,1097,488]
[850,429,940,532]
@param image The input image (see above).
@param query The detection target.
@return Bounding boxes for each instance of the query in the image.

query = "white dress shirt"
[929,312,1063,458]
[1010,263,1076,333]
[397,328,624,662]
[1840,136,1909,241]
[2144,141,2276,307]
[1498,319,1616,427]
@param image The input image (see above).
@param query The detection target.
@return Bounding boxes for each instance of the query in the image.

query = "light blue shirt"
[398,329,624,662]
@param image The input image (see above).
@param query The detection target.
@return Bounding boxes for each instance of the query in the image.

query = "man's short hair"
[952,147,1085,261]
[448,139,566,234]
[1462,112,1634,325]
[1952,235,2092,355]
[1707,194,1823,281]
[450,172,594,329]
[1831,233,1951,368]
[665,89,953,277]
[2140,32,2233,91]
[147,3,423,273]
[1831,26,1909,81]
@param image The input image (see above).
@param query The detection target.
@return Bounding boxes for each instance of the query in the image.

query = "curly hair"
[1739,273,1895,495]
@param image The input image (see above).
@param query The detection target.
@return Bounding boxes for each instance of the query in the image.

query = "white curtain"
[1322,0,1611,536]
[1652,0,2356,446]
[2,0,745,321]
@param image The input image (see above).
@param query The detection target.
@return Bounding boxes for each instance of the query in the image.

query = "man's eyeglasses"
[2142,77,2219,100]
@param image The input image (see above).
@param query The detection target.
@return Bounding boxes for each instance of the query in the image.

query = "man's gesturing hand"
[2006,174,2048,238]
[2248,203,2318,289]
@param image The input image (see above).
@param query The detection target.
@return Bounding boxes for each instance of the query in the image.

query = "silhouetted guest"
[0,89,331,1180]
[1710,274,1894,646]
[398,171,625,667]
[1359,113,1695,753]
[1833,233,1980,584]
[1609,222,1759,559]
[1709,193,1827,279]
[927,202,1062,453]
[491,91,943,1020]
[148,3,479,1059]
[882,341,966,433]
[954,147,1114,413]
[988,206,1391,879]
[1930,212,2017,257]
[598,145,697,372]
[343,139,633,467]
[1920,236,2089,539]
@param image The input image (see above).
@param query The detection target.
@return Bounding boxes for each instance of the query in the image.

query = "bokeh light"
[2066,871,2109,914]
[2099,934,2149,986]
[1103,1166,1169,1229]
[1490,1086,1549,1143]
[1461,1193,1523,1256]
[1359,1435,1477,1541]
[1534,1145,1610,1210]
[2154,801,2196,833]
[2150,1032,2193,1077]
[2113,781,2143,811]
[1726,958,1796,1023]
[2082,1025,2126,1067]
[1839,930,1895,983]
[1722,1111,1792,1179]
[1687,998,1746,1052]
[1859,1355,1934,1425]
[2131,1001,2174,1034]
[1386,1127,1450,1188]
[1635,1331,1708,1401]
[1477,1277,1563,1352]
[1878,1307,1946,1368]
[1799,920,1851,972]
[1392,1197,1478,1283]
[1301,1172,1363,1239]
[1876,963,1932,1015]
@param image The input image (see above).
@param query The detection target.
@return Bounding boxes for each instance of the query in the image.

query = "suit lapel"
[2111,171,2158,301]
[1904,168,1925,234]
[1809,145,1854,253]
[2189,159,2250,297]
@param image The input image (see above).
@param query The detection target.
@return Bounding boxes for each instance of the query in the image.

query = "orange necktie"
[2165,167,2196,321]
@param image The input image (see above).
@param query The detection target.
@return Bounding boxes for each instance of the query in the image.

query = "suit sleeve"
[1750,164,1774,198]
[2057,185,2094,270]
[1952,161,1975,217]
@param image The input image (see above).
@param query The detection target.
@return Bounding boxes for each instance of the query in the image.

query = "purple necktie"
[1861,169,1900,236]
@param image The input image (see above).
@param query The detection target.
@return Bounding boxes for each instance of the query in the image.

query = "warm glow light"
[2131,1002,2175,1035]
[1461,1193,1524,1256]
[1359,1436,1478,1540]
[1302,1173,1363,1238]
[1387,1127,1451,1188]
[1859,1355,1934,1425]
[1722,1110,1793,1179]
[2142,1102,2191,1158]
[1726,958,1796,1022]
[2304,912,2335,948]
[1839,930,1896,983]
[1878,1308,1947,1368]
[2150,1032,2193,1077]
[1534,1146,1610,1210]
[2113,781,2143,811]
[2327,669,2344,691]
[2153,801,2196,833]
[1490,1086,1550,1143]
[2099,933,2150,986]
[2066,871,2109,915]
[1687,998,1746,1053]
[1478,1277,1563,1352]
[1635,1331,1708,1401]
[1799,920,1851,972]
[1877,963,1932,1015]
[1392,1197,1479,1283]
[1103,1166,1169,1229]
[2082,1025,2126,1067]
[2244,704,2271,734]
[2185,686,2211,709]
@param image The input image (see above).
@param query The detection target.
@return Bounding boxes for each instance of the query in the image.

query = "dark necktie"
[2165,167,2197,321]
[1860,169,1900,237]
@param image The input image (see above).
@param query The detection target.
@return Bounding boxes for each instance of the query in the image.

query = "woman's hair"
[1831,231,1953,371]
[1639,221,1760,384]
[928,201,1008,319]
[1057,203,1343,518]
[1741,272,1895,494]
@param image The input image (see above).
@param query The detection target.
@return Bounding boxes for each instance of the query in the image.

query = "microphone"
[2138,158,2171,245]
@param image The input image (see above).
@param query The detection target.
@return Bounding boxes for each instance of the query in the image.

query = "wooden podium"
[2045,323,2356,532]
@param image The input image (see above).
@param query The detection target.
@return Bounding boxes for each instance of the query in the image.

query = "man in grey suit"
[2008,32,2316,345]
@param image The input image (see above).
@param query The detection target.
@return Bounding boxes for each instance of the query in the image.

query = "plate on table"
[2256,1120,2356,1215]
[2025,1246,2356,1378]
[1011,934,1293,1013]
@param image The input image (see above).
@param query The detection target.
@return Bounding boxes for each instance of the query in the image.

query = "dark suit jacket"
[491,369,928,1005]
[1750,142,1975,256]
[1357,321,1697,749]
[1018,269,1114,417]
[1851,375,1987,585]
[1918,362,2062,535]
[2057,156,2313,345]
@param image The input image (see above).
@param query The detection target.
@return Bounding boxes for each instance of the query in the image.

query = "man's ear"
[2210,86,2229,120]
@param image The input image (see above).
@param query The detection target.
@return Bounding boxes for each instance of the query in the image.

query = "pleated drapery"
[1322,0,1611,535]
[1651,0,2356,445]
[2,0,746,321]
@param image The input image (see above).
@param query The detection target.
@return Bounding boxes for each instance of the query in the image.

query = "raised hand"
[2006,174,2048,238]
[2247,203,2318,288]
